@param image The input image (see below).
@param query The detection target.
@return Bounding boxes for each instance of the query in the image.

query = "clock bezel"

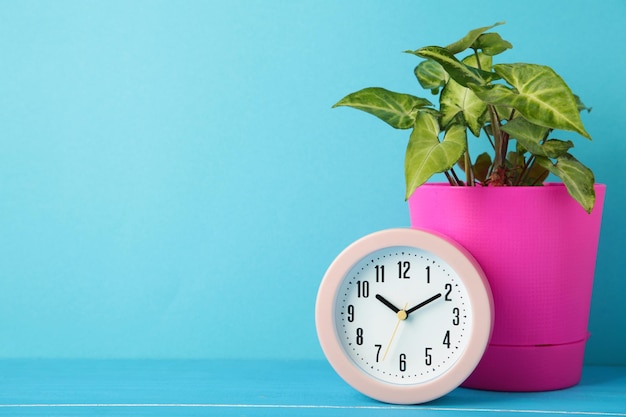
[315,228,494,404]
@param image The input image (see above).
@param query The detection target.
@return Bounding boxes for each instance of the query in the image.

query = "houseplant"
[333,22,605,391]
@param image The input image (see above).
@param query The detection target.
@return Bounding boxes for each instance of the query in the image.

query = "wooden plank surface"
[0,360,624,416]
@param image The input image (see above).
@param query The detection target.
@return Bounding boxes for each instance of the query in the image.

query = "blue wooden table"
[0,360,624,416]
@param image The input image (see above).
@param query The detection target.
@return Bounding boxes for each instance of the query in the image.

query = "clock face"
[316,229,493,404]
[334,245,471,385]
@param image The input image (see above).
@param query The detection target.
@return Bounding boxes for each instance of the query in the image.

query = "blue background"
[0,0,624,364]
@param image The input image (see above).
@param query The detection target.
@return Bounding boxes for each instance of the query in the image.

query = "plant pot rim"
[410,182,606,199]
[417,182,606,188]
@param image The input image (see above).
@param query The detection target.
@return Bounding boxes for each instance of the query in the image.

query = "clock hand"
[375,294,400,314]
[381,303,408,361]
[406,293,442,316]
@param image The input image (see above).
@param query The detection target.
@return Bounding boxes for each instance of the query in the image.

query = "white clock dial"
[334,246,471,385]
[316,228,493,404]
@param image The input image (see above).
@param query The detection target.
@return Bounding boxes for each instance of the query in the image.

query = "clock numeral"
[399,353,407,372]
[374,265,385,282]
[444,283,453,301]
[398,261,410,279]
[443,330,451,349]
[356,280,369,298]
[425,265,430,283]
[356,328,364,345]
[374,344,382,362]
[452,307,460,326]
[425,347,432,366]
[347,305,355,322]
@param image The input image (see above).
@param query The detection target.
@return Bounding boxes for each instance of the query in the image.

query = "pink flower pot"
[408,183,606,391]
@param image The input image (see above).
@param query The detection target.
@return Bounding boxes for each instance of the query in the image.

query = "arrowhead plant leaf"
[473,33,513,56]
[504,117,575,159]
[405,112,467,198]
[473,152,492,183]
[501,116,549,142]
[541,139,575,158]
[524,160,550,185]
[575,95,592,113]
[408,46,500,87]
[501,117,550,156]
[414,59,449,94]
[445,21,506,54]
[472,64,591,138]
[333,87,432,129]
[439,54,491,137]
[440,78,487,137]
[535,154,596,213]
[463,51,493,72]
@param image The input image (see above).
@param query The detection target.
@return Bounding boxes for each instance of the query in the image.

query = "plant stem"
[516,155,535,186]
[487,105,509,185]
[464,150,475,186]
[473,49,482,70]
[483,127,496,181]
[488,106,502,166]
[450,167,464,186]
[444,171,458,186]
[530,168,549,186]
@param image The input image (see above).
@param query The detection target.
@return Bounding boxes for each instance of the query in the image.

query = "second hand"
[382,302,408,361]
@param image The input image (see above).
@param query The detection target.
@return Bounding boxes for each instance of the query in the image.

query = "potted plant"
[333,22,605,391]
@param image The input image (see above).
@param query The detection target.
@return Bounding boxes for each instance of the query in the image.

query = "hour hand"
[406,293,442,316]
[375,294,400,314]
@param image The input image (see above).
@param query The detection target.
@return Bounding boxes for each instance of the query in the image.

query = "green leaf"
[414,59,449,94]
[463,51,492,72]
[445,21,506,54]
[575,94,592,113]
[408,46,499,87]
[535,154,596,213]
[333,87,432,129]
[506,151,525,182]
[501,117,549,154]
[501,115,550,143]
[473,152,492,183]
[440,77,487,137]
[405,112,467,198]
[542,139,574,158]
[459,152,492,183]
[473,33,513,56]
[469,83,515,102]
[503,117,574,158]
[439,53,491,137]
[524,161,550,185]
[494,105,515,121]
[472,63,591,138]
[507,150,525,168]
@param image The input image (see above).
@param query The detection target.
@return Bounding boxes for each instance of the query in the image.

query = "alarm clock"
[315,228,493,404]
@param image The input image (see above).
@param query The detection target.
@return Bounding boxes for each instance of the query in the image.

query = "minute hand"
[406,293,442,316]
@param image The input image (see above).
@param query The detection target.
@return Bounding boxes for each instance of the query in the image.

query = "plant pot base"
[461,336,588,392]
